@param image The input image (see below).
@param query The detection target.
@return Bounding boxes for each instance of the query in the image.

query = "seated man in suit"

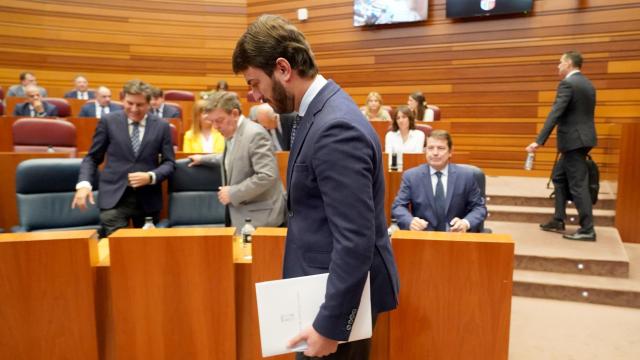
[78,86,123,118]
[149,87,181,119]
[72,80,175,238]
[392,129,487,232]
[7,72,48,97]
[188,91,285,230]
[64,75,95,100]
[13,85,58,117]
[254,103,291,151]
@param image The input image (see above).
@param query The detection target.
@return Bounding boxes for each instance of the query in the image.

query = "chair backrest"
[428,104,441,121]
[164,90,195,101]
[415,124,433,140]
[457,163,487,232]
[12,118,77,155]
[166,158,225,227]
[0,101,4,116]
[14,158,100,232]
[43,97,71,117]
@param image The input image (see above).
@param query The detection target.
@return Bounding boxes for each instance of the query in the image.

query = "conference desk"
[1,227,513,360]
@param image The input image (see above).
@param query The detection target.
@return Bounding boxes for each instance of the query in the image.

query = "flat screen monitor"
[354,0,428,27]
[446,0,533,19]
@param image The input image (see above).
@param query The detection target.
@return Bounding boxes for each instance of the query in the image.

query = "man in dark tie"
[149,87,182,119]
[78,86,123,118]
[392,130,487,233]
[72,80,175,237]
[63,75,96,100]
[527,50,598,241]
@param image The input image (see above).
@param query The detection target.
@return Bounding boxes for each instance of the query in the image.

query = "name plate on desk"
[255,272,371,357]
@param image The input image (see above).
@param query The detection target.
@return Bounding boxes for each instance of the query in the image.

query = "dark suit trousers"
[99,187,159,237]
[552,147,594,231]
[295,315,377,360]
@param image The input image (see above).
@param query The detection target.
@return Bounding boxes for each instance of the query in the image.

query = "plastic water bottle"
[241,218,255,244]
[47,145,55,153]
[524,152,535,171]
[387,218,400,239]
[142,216,155,229]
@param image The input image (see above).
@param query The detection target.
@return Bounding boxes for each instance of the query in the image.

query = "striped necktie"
[131,122,141,155]
[434,171,446,231]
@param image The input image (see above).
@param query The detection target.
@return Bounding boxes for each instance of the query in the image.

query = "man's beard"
[268,76,294,114]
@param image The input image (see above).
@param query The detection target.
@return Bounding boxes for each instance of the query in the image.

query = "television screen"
[354,0,428,27]
[446,0,533,19]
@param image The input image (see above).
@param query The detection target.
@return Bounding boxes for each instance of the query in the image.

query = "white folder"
[255,272,372,357]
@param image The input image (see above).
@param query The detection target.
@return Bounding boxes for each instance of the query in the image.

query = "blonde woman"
[183,99,225,153]
[362,91,391,120]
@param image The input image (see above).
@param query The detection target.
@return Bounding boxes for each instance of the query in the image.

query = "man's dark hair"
[123,80,152,102]
[428,129,453,150]
[19,72,33,81]
[232,14,318,78]
[150,87,164,98]
[564,51,583,69]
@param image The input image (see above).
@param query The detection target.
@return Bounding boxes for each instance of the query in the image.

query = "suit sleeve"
[79,117,109,183]
[151,121,176,182]
[536,80,573,145]
[78,105,90,117]
[228,130,279,205]
[310,119,376,341]
[391,172,416,230]
[463,176,487,231]
[48,104,58,117]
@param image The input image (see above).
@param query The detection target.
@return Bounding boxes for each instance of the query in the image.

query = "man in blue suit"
[149,87,181,119]
[78,86,123,118]
[13,85,58,117]
[392,130,487,232]
[233,15,399,359]
[64,75,96,100]
[72,80,175,238]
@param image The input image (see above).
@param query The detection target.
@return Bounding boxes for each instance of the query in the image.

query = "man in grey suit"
[7,72,48,97]
[527,51,597,241]
[188,91,285,231]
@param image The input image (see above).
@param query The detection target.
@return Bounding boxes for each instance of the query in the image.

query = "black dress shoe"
[563,229,596,241]
[540,219,565,233]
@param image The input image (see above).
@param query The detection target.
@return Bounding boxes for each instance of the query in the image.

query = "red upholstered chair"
[415,124,433,140]
[164,90,195,101]
[0,101,4,116]
[428,104,441,121]
[43,97,71,117]
[12,118,77,155]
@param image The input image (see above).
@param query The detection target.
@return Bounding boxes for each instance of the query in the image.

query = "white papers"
[255,272,371,357]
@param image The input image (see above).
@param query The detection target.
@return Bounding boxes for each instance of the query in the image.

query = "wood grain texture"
[0,230,100,360]
[389,230,514,360]
[108,228,237,360]
[615,122,640,243]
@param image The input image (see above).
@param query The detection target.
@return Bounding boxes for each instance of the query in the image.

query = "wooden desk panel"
[390,231,513,360]
[0,230,100,360]
[108,228,237,360]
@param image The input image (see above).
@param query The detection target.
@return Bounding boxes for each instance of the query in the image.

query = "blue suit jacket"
[391,163,487,232]
[78,111,175,212]
[284,80,399,341]
[149,104,181,119]
[78,102,123,118]
[13,101,58,117]
[64,90,96,99]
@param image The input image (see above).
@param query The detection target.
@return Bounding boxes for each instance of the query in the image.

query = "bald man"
[64,75,96,100]
[78,86,123,118]
[254,103,295,151]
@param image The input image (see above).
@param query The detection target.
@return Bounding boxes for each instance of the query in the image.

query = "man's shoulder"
[404,164,429,177]
[63,90,75,98]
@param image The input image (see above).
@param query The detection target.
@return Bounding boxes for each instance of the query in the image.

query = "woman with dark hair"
[408,91,434,122]
[385,105,425,154]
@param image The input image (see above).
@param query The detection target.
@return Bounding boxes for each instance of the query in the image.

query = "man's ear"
[274,57,292,82]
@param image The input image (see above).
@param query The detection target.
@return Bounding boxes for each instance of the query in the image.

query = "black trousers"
[99,187,159,238]
[552,147,594,231]
[295,315,377,360]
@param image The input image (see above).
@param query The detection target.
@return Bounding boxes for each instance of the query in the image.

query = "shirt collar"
[565,69,580,79]
[429,164,449,177]
[128,115,147,126]
[298,74,327,117]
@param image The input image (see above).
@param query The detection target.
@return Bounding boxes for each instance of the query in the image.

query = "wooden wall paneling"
[0,230,100,360]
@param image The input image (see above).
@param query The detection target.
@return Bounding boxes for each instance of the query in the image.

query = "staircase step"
[488,221,628,277]
[513,242,640,308]
[487,205,615,227]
